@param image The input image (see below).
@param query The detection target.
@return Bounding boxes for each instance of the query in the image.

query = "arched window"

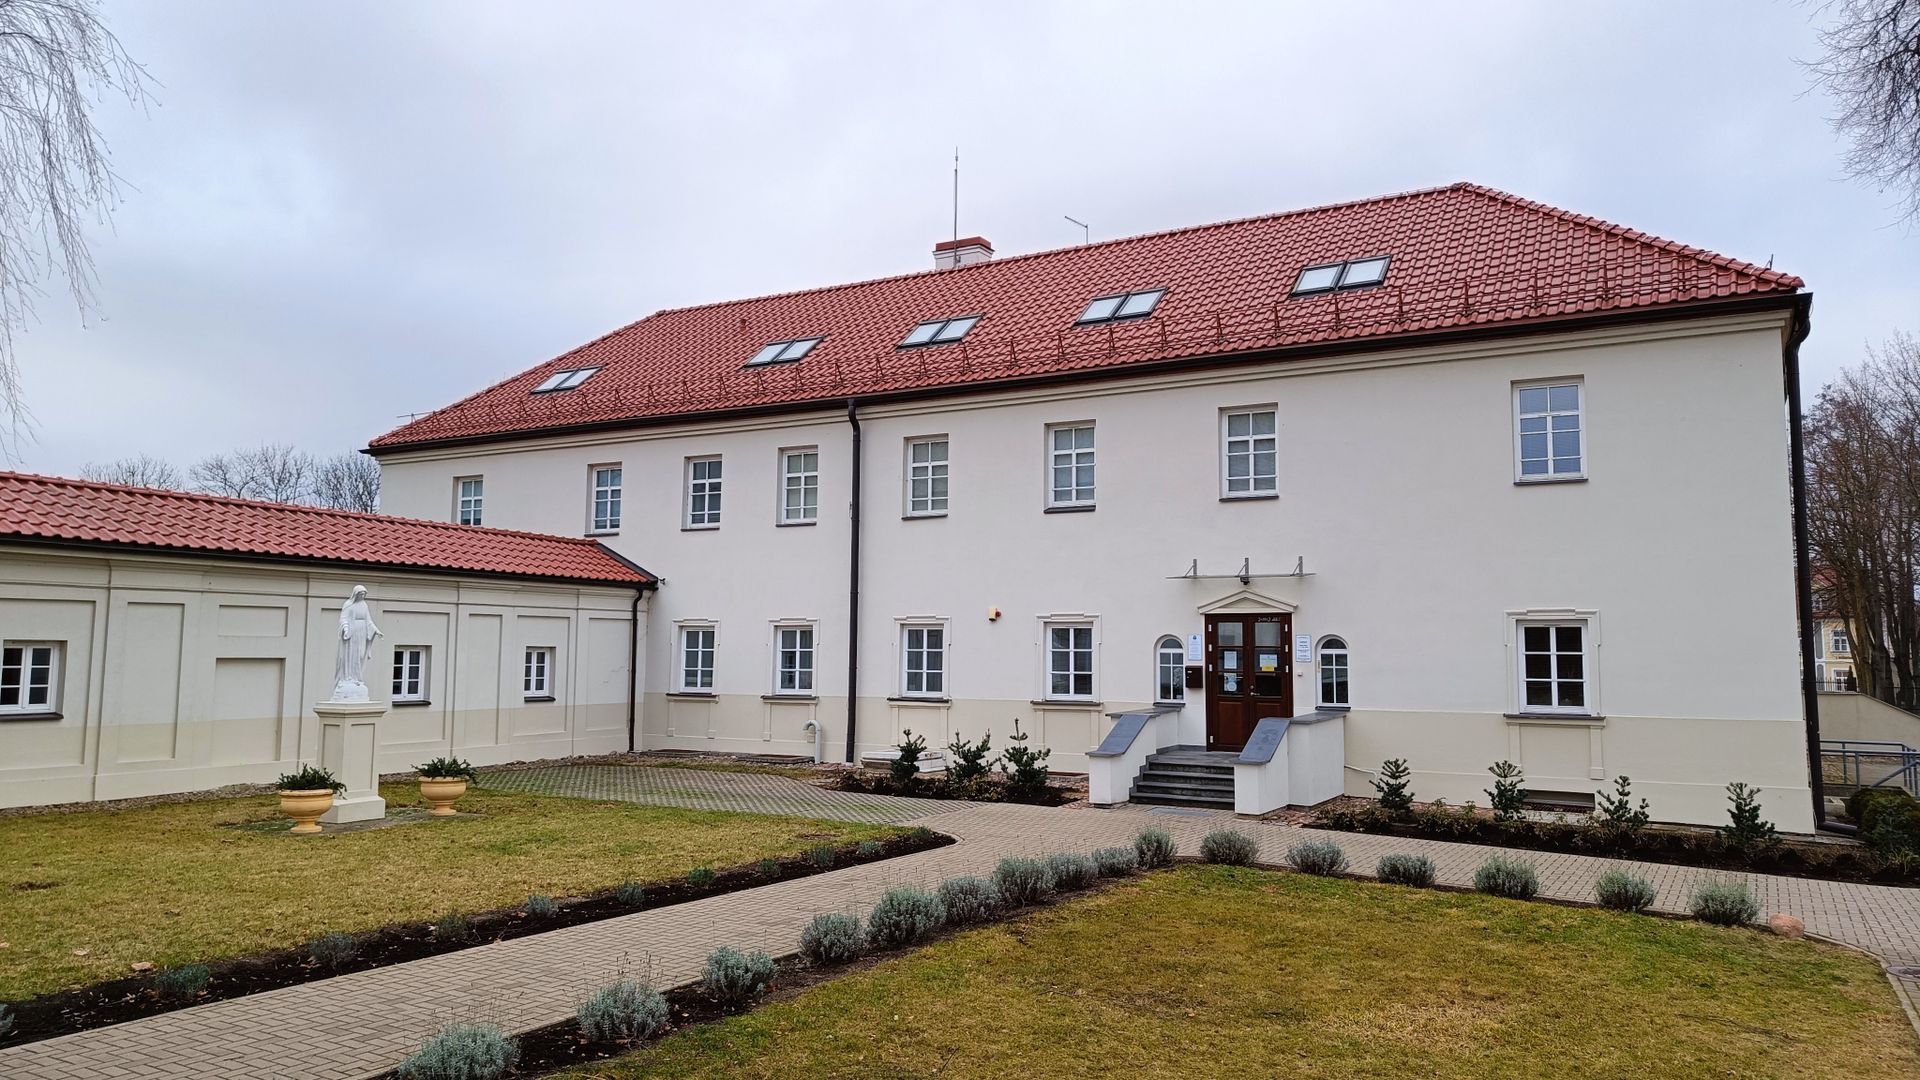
[1155,635,1185,704]
[1318,636,1349,708]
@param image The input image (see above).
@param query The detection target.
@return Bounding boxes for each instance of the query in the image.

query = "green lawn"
[563,866,1920,1079]
[0,784,896,999]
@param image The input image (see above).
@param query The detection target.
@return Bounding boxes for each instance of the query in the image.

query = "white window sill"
[666,691,717,700]
[1031,699,1104,710]
[392,699,432,708]
[1503,712,1604,726]
[1219,492,1279,502]
[523,695,556,703]
[1513,476,1588,486]
[1045,504,1096,514]
[889,696,952,706]
[776,519,818,528]
[682,524,721,532]
[762,693,818,702]
[587,528,620,537]
[903,512,948,520]
[0,710,62,722]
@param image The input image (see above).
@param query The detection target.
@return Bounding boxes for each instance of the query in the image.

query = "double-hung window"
[392,646,428,704]
[455,477,483,526]
[1221,407,1278,496]
[1520,622,1587,713]
[0,641,60,715]
[1318,637,1350,708]
[591,465,622,533]
[679,626,716,692]
[773,625,815,695]
[1047,423,1095,509]
[1514,381,1584,480]
[1155,635,1185,705]
[686,456,722,528]
[523,646,555,699]
[781,448,819,524]
[1832,626,1851,656]
[902,624,947,698]
[1046,622,1096,701]
[906,437,949,517]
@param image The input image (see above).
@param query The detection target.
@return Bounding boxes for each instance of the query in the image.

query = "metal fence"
[1821,739,1920,798]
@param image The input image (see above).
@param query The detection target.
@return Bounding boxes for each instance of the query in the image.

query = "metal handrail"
[1821,738,1920,796]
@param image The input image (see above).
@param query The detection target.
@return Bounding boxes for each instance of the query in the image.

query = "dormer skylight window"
[746,337,824,366]
[1291,256,1391,296]
[899,315,981,348]
[532,367,600,393]
[1075,288,1165,325]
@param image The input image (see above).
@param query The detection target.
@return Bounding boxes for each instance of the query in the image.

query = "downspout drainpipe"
[1782,295,1827,830]
[845,399,863,764]
[626,588,641,754]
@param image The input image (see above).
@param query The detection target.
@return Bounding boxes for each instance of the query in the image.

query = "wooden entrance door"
[1205,612,1292,751]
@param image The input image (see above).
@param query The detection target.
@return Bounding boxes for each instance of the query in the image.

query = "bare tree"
[79,452,181,489]
[1806,333,1920,700]
[1809,1,1920,220]
[0,1,148,451]
[190,444,316,504]
[312,452,380,512]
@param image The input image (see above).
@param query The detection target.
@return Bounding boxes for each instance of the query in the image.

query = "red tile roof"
[371,182,1803,452]
[0,472,654,586]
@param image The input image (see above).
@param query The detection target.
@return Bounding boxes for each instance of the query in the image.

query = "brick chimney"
[934,236,993,270]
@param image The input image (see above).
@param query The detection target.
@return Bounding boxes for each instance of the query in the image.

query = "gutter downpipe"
[627,588,642,754]
[845,399,863,764]
[1783,294,1829,830]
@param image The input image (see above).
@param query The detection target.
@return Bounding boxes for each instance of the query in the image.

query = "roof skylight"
[1291,256,1391,296]
[746,337,824,366]
[1076,288,1165,325]
[532,367,601,393]
[899,315,982,348]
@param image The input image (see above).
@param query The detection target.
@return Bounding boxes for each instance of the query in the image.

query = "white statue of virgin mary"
[331,585,384,701]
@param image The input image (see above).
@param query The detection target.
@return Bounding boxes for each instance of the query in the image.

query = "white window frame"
[1508,609,1599,716]
[523,646,556,700]
[1220,406,1278,498]
[1513,379,1585,482]
[1832,625,1851,656]
[771,622,816,696]
[685,456,723,529]
[0,640,61,715]
[454,476,483,526]
[677,623,717,693]
[905,436,950,517]
[590,463,623,534]
[392,646,429,704]
[900,620,950,699]
[1154,635,1185,705]
[1317,636,1349,708]
[780,447,819,525]
[1041,617,1098,702]
[1046,422,1096,509]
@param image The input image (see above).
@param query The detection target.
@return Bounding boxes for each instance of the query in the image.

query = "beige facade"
[377,310,1817,831]
[1815,616,1857,690]
[0,545,641,808]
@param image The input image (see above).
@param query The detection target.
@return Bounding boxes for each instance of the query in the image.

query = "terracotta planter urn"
[279,789,336,834]
[418,777,469,816]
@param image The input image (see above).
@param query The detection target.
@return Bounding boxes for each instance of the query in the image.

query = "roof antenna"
[1064,215,1089,245]
[952,147,960,247]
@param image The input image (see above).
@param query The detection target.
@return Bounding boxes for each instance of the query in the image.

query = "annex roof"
[0,472,654,586]
[371,182,1803,453]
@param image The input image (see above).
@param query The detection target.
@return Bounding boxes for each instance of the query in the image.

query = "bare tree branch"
[1809,0,1920,220]
[79,451,179,488]
[312,451,381,512]
[190,443,316,504]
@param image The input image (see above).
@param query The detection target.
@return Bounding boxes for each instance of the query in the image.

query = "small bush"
[999,718,1053,799]
[1594,869,1657,913]
[1594,776,1650,839]
[867,886,945,948]
[946,730,996,787]
[276,763,344,793]
[1690,881,1759,926]
[703,946,776,1007]
[799,912,866,965]
[1721,782,1779,855]
[576,978,669,1043]
[856,840,885,859]
[807,844,838,869]
[396,1022,517,1080]
[1045,852,1099,890]
[991,855,1055,907]
[906,825,937,844]
[1372,758,1413,817]
[308,931,357,969]
[936,876,1001,924]
[1287,839,1348,876]
[755,857,780,877]
[525,893,557,918]
[415,756,478,781]
[1473,855,1539,899]
[1092,845,1139,876]
[686,866,718,887]
[433,912,471,943]
[0,1003,12,1038]
[614,880,646,906]
[1199,829,1259,866]
[1134,827,1176,869]
[1486,760,1528,822]
[890,729,929,785]
[157,963,211,998]
[1375,853,1436,887]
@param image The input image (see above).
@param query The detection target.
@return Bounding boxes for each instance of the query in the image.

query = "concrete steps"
[1129,748,1236,810]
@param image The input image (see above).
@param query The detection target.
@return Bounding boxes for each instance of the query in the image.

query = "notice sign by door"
[1187,633,1203,662]
[1295,634,1312,664]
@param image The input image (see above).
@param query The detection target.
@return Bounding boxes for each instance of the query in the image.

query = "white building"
[369,183,1822,831]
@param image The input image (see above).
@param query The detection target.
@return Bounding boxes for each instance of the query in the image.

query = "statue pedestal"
[315,700,387,823]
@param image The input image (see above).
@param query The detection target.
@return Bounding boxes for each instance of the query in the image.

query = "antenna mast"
[952,147,959,245]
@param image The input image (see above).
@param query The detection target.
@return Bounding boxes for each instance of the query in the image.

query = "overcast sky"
[11,0,1917,478]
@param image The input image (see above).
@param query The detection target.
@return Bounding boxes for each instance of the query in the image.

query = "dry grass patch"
[0,783,895,998]
[558,866,1920,1080]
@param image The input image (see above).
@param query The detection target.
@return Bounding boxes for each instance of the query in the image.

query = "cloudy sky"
[10,0,1916,478]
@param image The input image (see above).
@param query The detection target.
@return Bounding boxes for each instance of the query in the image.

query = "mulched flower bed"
[832,771,1078,806]
[0,829,950,1049]
[1307,801,1918,886]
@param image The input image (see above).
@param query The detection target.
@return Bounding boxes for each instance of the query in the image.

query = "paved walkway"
[6,766,1920,1079]
[482,763,961,824]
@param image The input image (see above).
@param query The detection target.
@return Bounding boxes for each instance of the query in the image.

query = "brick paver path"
[6,766,1919,1079]
[482,763,961,823]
